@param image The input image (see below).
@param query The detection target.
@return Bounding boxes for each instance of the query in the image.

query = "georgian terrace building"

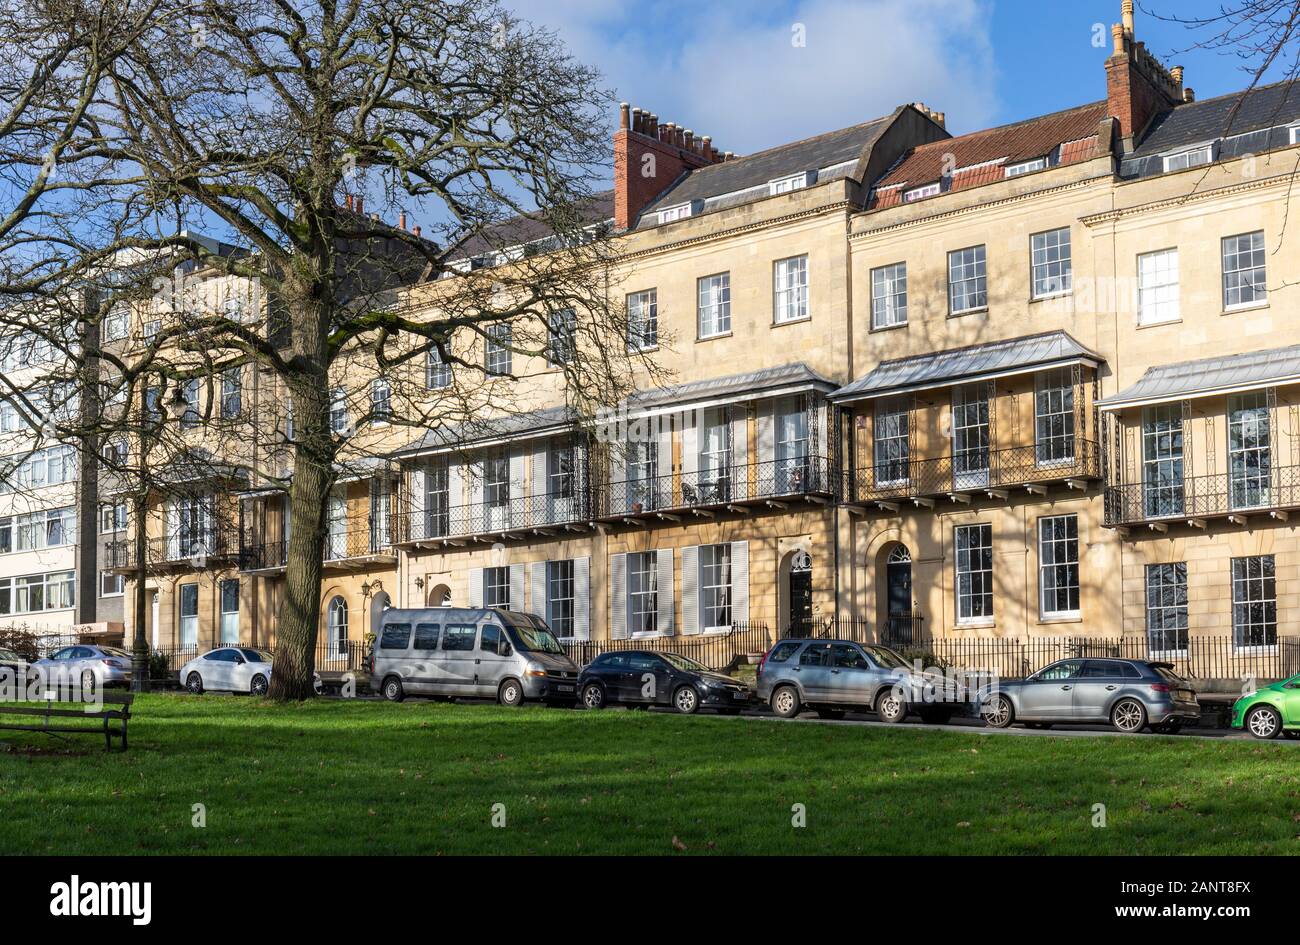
[115,2,1300,664]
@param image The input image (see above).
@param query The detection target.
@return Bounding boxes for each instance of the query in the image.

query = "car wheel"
[497,678,524,707]
[581,682,605,710]
[875,687,908,724]
[982,695,1014,728]
[815,708,845,720]
[381,676,404,702]
[673,686,700,715]
[1247,704,1282,740]
[1110,698,1147,733]
[249,674,269,696]
[185,672,204,695]
[770,685,801,719]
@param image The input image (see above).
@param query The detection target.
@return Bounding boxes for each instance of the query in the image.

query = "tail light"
[757,648,771,677]
[1150,683,1171,693]
[103,659,123,668]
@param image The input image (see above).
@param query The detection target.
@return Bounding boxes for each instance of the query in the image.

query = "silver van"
[369,607,580,706]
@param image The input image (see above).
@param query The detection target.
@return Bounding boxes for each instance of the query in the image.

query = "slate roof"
[398,404,576,456]
[1121,80,1300,179]
[831,331,1104,402]
[1097,343,1300,410]
[869,101,1108,208]
[639,113,899,223]
[447,191,614,261]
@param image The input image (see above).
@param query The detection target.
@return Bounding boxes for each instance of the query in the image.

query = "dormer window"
[768,171,816,195]
[1289,126,1300,146]
[657,202,694,224]
[1162,146,1213,172]
[1005,157,1047,178]
[903,182,940,202]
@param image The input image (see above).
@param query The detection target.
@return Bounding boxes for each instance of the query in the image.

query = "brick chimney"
[1105,0,1185,148]
[614,102,724,230]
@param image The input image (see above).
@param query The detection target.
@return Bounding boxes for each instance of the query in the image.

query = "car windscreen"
[0,649,19,660]
[509,623,564,654]
[660,652,708,673]
[101,647,131,658]
[241,649,272,663]
[861,646,909,669]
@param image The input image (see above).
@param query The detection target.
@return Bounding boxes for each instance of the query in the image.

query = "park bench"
[0,692,133,752]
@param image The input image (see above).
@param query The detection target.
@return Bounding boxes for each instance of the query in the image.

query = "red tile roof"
[869,101,1108,209]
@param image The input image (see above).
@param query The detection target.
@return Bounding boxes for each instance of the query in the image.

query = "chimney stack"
[1104,0,1185,149]
[345,194,354,211]
[613,102,727,230]
[399,211,407,231]
[356,196,364,215]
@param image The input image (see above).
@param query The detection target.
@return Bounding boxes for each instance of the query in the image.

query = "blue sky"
[511,0,1279,153]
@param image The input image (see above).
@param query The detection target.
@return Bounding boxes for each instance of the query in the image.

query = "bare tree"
[0,0,654,699]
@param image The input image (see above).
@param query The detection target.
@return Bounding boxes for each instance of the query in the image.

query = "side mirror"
[501,644,513,658]
[235,655,246,665]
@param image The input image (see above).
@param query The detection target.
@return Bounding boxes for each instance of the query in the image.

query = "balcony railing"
[1104,465,1300,528]
[398,486,598,544]
[851,439,1100,505]
[105,527,239,571]
[238,519,395,572]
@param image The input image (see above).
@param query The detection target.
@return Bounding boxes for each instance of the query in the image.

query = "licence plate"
[733,691,749,700]
[555,684,574,692]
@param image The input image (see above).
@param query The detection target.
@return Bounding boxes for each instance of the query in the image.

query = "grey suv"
[979,658,1200,733]
[756,638,965,723]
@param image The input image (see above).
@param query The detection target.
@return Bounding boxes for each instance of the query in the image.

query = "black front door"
[885,551,913,642]
[788,551,812,633]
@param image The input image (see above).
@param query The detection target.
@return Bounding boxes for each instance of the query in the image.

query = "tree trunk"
[268,445,333,699]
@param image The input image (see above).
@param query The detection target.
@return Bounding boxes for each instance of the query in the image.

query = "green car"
[1231,675,1300,739]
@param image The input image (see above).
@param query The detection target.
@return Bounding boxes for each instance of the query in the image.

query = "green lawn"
[1,693,1296,855]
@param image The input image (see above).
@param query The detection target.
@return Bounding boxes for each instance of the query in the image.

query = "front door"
[788,550,812,633]
[884,546,913,643]
[474,622,511,696]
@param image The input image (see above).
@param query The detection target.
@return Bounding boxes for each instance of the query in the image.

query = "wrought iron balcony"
[105,526,239,572]
[849,439,1101,508]
[1103,466,1300,528]
[238,518,396,573]
[397,487,598,546]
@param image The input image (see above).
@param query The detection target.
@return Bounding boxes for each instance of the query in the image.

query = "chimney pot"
[1184,87,1195,103]
[345,194,354,211]
[413,225,421,237]
[1122,0,1135,36]
[399,211,407,230]
[619,102,630,130]
[1170,65,1183,85]
[356,196,364,214]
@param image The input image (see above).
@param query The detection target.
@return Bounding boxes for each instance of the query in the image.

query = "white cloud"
[511,0,1000,155]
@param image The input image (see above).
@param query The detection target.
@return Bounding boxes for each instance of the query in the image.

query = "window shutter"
[467,567,483,608]
[165,502,180,560]
[408,465,425,540]
[681,544,699,635]
[529,560,547,617]
[681,414,698,481]
[573,556,591,641]
[656,417,672,508]
[731,408,748,499]
[656,548,674,635]
[730,540,749,626]
[530,443,547,521]
[448,459,465,510]
[509,450,526,528]
[468,460,483,510]
[609,553,627,639]
[509,563,526,611]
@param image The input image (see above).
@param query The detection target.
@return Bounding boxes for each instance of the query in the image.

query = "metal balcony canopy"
[626,362,837,416]
[1097,343,1300,411]
[830,330,1102,403]
[397,404,576,458]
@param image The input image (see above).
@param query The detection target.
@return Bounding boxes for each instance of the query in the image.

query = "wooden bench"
[0,692,133,752]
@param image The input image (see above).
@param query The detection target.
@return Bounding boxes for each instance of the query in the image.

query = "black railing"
[852,439,1100,504]
[323,519,395,562]
[1104,465,1300,527]
[240,539,288,572]
[397,485,596,543]
[105,527,239,570]
[562,621,773,672]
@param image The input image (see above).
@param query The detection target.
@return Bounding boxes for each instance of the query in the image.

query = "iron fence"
[786,616,925,647]
[143,641,368,679]
[1104,465,1300,527]
[105,526,240,570]
[561,621,773,672]
[852,439,1100,504]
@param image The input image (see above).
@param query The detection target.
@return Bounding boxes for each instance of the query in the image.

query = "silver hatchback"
[979,658,1200,733]
[756,638,965,723]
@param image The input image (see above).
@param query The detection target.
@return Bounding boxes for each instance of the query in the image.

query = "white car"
[179,647,274,695]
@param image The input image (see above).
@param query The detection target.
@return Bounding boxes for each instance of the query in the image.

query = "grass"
[1,692,1297,855]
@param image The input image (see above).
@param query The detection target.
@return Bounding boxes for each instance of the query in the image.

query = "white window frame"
[99,502,127,534]
[699,543,733,632]
[1162,146,1212,172]
[1137,247,1180,325]
[426,349,452,389]
[219,577,240,645]
[100,570,125,598]
[697,273,731,338]
[179,582,199,647]
[485,322,512,374]
[1145,562,1188,657]
[483,565,510,609]
[873,401,909,487]
[904,182,940,202]
[627,550,658,636]
[220,366,242,418]
[1034,368,1076,467]
[768,172,812,195]
[547,308,576,366]
[1231,554,1277,652]
[657,203,693,224]
[547,559,575,637]
[773,255,809,324]
[626,289,658,350]
[1222,230,1267,310]
[370,378,391,424]
[1004,157,1047,178]
[1290,125,1300,146]
[954,523,993,624]
[328,388,349,433]
[870,262,908,329]
[948,245,987,314]
[1037,514,1080,620]
[1030,227,1072,299]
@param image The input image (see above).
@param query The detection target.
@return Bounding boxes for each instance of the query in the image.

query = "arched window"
[327,596,349,655]
[887,544,912,564]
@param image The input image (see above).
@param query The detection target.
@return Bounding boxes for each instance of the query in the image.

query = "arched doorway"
[882,545,914,645]
[783,549,813,634]
[427,583,451,607]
